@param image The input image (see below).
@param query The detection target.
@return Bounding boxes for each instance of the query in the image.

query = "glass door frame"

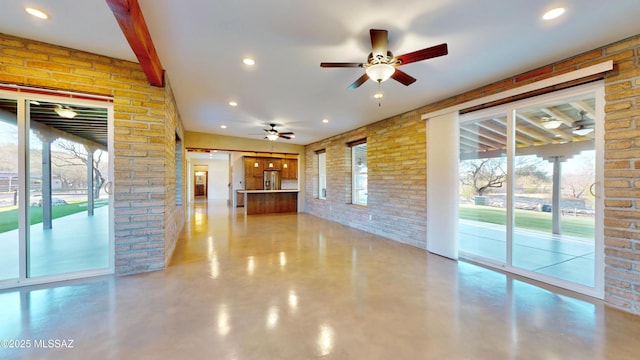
[458,81,605,299]
[0,88,114,289]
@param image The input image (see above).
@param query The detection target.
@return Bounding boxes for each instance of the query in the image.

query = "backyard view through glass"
[0,99,19,281]
[459,90,598,290]
[0,97,110,283]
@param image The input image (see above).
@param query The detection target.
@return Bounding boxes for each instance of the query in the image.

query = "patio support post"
[42,138,52,230]
[551,156,562,235]
[87,149,94,216]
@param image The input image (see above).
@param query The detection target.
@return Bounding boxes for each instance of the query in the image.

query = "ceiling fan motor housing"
[367,51,395,66]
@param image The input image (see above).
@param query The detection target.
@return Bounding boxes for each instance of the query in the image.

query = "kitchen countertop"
[238,189,299,193]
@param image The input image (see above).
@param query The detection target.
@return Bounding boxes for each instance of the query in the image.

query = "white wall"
[206,159,229,200]
[189,156,230,201]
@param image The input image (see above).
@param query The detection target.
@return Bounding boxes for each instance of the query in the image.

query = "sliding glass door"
[458,83,603,297]
[458,117,507,264]
[512,100,597,288]
[0,93,112,288]
[0,99,19,281]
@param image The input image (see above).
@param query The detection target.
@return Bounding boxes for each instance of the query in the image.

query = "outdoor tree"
[562,153,595,203]
[459,157,507,197]
[52,140,107,198]
[514,155,550,194]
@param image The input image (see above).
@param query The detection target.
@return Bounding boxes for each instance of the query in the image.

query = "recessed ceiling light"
[243,58,255,66]
[229,101,238,107]
[221,125,227,129]
[543,7,565,20]
[25,7,48,19]
[322,119,329,123]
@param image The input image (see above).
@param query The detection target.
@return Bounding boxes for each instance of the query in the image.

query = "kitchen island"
[238,190,299,215]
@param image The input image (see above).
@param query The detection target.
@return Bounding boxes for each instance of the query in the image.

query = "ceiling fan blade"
[395,43,448,65]
[279,135,292,140]
[278,132,294,135]
[321,62,364,68]
[391,69,417,86]
[348,73,370,89]
[370,29,388,59]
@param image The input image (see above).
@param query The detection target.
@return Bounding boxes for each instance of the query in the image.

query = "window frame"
[317,150,326,200]
[350,141,367,206]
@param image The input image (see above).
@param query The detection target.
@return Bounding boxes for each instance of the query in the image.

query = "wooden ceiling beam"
[106,0,164,87]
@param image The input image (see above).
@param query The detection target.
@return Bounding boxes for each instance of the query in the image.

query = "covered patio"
[459,219,595,288]
[0,206,109,281]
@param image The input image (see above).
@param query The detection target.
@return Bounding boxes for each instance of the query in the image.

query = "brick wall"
[163,81,185,265]
[305,34,640,314]
[306,117,427,248]
[0,32,186,275]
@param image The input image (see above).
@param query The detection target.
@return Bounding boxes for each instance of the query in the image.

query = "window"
[351,142,367,205]
[175,132,183,206]
[317,151,326,199]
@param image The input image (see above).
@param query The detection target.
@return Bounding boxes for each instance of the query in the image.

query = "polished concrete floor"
[1,200,640,359]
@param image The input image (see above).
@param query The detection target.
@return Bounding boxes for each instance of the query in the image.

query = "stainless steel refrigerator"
[263,170,281,190]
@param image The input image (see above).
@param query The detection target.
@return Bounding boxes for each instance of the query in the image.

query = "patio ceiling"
[460,97,595,159]
[0,98,107,148]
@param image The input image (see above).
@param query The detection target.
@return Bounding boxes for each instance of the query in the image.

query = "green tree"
[460,158,506,197]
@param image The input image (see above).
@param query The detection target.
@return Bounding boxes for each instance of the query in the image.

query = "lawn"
[0,200,108,233]
[459,204,594,239]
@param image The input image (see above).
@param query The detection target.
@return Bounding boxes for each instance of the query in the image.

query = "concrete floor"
[459,219,595,287]
[1,200,639,359]
[0,206,109,280]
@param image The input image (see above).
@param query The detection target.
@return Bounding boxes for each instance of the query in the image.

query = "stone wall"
[0,32,186,275]
[305,117,427,248]
[305,34,640,314]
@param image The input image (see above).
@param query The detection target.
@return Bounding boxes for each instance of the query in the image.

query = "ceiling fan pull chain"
[375,81,383,107]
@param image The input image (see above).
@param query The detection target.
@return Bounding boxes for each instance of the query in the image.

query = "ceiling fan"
[321,29,448,89]
[264,123,294,141]
[573,110,595,136]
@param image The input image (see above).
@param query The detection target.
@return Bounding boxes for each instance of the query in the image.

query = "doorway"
[0,92,113,287]
[188,152,231,204]
[457,82,604,297]
[194,170,208,198]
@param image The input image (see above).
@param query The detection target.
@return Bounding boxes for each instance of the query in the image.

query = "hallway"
[1,200,639,359]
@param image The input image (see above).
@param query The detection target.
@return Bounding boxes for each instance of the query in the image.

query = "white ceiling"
[0,0,638,145]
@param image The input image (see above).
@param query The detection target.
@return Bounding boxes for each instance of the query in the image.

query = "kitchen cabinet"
[236,190,244,207]
[282,159,298,180]
[265,158,282,170]
[245,157,268,177]
[238,190,298,215]
[243,157,263,190]
[244,156,297,189]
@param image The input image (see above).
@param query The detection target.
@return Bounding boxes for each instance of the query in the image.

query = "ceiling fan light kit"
[541,118,562,129]
[573,126,593,136]
[365,63,395,82]
[54,105,77,119]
